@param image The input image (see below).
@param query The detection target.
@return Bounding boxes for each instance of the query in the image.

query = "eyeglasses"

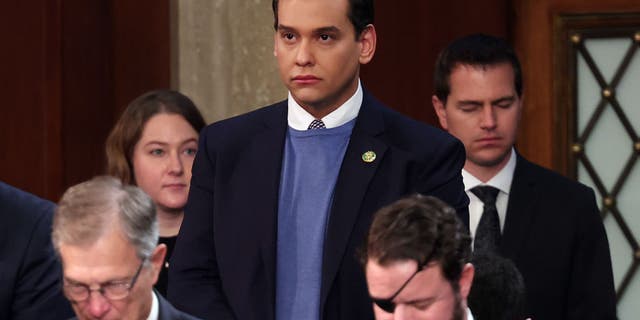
[63,258,146,302]
[371,261,426,313]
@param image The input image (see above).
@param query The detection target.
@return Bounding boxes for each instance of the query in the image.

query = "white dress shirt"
[462,148,516,243]
[287,80,363,130]
[146,291,159,320]
[467,307,475,320]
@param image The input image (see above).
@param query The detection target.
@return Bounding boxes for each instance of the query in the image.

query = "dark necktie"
[308,119,326,130]
[471,186,501,253]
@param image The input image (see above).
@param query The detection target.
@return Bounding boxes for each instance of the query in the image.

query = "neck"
[300,102,340,119]
[156,208,183,237]
[296,77,359,119]
[464,150,513,183]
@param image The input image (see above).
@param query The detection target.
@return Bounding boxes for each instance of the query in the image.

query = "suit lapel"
[500,155,539,261]
[319,93,388,310]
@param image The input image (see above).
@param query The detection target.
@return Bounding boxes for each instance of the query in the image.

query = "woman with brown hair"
[106,89,206,297]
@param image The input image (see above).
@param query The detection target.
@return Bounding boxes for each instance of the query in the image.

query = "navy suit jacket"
[68,291,201,320]
[156,291,203,320]
[499,155,616,319]
[168,91,469,320]
[0,181,74,319]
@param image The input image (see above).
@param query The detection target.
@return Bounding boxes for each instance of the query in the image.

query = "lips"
[292,75,320,84]
[477,136,501,142]
[163,183,186,189]
[475,136,502,146]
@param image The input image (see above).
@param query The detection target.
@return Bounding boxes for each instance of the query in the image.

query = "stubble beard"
[469,146,512,169]
[451,291,466,320]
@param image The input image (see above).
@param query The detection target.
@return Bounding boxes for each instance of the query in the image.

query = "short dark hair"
[434,34,523,104]
[361,194,471,285]
[106,89,206,185]
[272,0,374,39]
[467,253,527,320]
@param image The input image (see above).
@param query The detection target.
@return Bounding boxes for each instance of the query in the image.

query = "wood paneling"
[361,0,510,126]
[0,0,62,199]
[60,0,114,196]
[112,1,171,114]
[0,1,170,201]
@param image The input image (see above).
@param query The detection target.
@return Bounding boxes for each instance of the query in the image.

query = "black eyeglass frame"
[63,258,147,302]
[371,260,428,313]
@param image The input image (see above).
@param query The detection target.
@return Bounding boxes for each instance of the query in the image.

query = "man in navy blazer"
[168,0,468,319]
[0,181,73,319]
[432,34,616,319]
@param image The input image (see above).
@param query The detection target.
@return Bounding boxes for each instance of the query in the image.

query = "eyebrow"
[64,276,129,285]
[143,138,198,146]
[456,95,516,107]
[405,296,436,305]
[277,24,341,35]
[491,95,516,105]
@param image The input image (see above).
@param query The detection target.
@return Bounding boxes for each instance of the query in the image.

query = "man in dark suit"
[52,176,200,320]
[167,0,468,319]
[0,181,73,320]
[432,34,616,319]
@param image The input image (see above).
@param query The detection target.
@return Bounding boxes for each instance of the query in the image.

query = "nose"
[295,39,314,67]
[167,152,184,176]
[480,105,497,130]
[86,291,111,318]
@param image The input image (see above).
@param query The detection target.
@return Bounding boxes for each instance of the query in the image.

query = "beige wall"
[171,0,285,124]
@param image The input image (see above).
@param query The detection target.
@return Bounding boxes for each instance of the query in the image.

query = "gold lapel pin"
[362,151,376,163]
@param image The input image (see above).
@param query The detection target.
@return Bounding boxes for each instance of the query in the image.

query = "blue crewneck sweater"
[275,119,355,320]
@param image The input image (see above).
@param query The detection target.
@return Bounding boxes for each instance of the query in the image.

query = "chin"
[157,200,187,213]
[471,153,509,168]
[290,88,323,103]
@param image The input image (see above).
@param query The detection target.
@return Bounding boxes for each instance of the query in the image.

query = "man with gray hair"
[52,176,200,320]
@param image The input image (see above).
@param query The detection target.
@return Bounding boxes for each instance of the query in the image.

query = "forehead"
[366,259,451,300]
[277,0,352,30]
[448,63,517,99]
[139,113,197,143]
[366,259,418,294]
[59,226,140,283]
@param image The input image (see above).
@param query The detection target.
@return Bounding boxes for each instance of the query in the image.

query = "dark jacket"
[168,91,469,320]
[0,181,74,320]
[500,155,616,319]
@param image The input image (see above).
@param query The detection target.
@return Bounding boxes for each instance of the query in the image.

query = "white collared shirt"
[467,307,475,320]
[287,80,363,130]
[147,291,159,320]
[462,148,516,242]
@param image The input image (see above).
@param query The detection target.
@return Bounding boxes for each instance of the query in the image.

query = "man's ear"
[149,244,167,284]
[458,263,475,301]
[358,24,377,65]
[432,95,449,130]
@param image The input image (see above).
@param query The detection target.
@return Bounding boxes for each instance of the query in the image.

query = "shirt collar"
[462,148,516,194]
[467,307,475,320]
[287,80,363,130]
[146,290,159,320]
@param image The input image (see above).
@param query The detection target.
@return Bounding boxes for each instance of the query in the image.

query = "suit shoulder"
[518,157,593,196]
[206,101,286,132]
[0,181,55,227]
[157,293,203,320]
[199,101,286,147]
